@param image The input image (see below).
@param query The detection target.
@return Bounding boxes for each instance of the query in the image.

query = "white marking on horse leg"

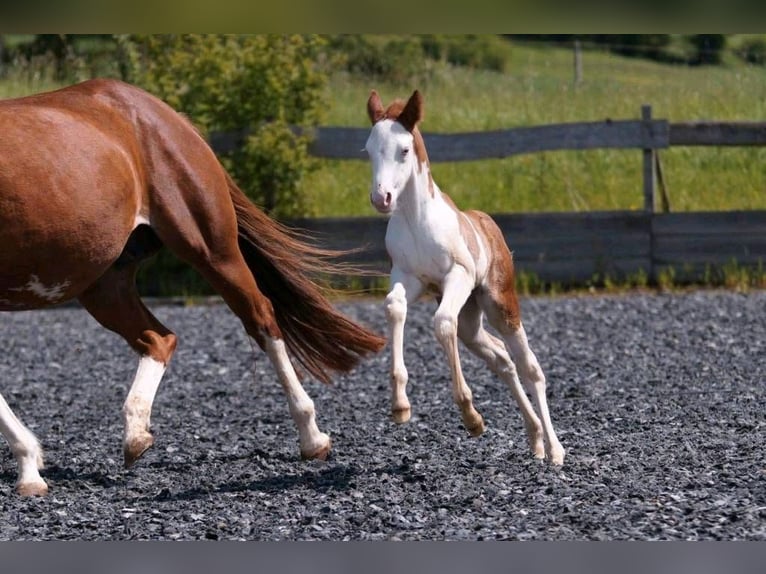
[0,393,48,496]
[385,272,423,423]
[434,268,485,436]
[122,355,165,467]
[263,336,331,460]
[458,317,545,458]
[506,324,565,465]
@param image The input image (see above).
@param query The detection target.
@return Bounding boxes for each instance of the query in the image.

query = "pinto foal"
[365,90,565,465]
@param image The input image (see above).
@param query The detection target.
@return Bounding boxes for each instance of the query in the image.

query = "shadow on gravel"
[140,457,427,503]
[147,463,360,503]
[42,464,122,490]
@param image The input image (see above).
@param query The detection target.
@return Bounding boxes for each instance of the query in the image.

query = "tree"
[688,34,726,66]
[118,34,329,218]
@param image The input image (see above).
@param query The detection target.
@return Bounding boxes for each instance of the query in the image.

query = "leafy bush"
[118,34,329,218]
[325,35,428,85]
[735,37,766,65]
[687,34,726,65]
[427,35,510,72]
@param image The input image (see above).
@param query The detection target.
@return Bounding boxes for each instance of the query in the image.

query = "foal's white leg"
[123,355,166,467]
[505,324,565,465]
[434,267,485,436]
[0,393,47,496]
[457,299,545,458]
[263,336,331,460]
[385,270,424,423]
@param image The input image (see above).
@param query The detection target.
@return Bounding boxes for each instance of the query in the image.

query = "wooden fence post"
[573,40,583,86]
[642,105,656,213]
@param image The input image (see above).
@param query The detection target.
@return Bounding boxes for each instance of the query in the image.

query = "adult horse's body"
[364,90,565,465]
[0,79,385,496]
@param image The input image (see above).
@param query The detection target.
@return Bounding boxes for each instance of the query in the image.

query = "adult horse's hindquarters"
[0,79,384,496]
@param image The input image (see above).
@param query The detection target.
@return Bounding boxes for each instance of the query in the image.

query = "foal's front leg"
[434,267,485,436]
[385,270,423,423]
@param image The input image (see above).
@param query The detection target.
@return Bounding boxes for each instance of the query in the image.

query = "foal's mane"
[382,100,406,120]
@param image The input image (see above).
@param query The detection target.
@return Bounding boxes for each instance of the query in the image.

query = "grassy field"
[3,40,765,217]
[305,42,766,217]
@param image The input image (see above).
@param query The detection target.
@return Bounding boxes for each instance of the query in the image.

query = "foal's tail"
[226,175,386,383]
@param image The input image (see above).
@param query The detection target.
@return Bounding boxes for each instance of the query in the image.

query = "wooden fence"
[211,107,766,286]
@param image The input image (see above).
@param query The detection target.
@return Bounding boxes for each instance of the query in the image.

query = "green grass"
[3,39,766,217]
[304,42,766,216]
[0,77,61,99]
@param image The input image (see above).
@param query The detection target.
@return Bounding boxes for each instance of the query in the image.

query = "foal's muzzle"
[370,189,393,214]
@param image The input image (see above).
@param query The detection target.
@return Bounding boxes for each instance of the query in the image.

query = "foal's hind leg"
[504,325,565,465]
[479,288,564,465]
[77,264,177,468]
[457,296,545,459]
[0,393,47,496]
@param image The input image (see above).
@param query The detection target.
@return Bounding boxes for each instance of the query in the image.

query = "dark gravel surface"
[0,290,763,540]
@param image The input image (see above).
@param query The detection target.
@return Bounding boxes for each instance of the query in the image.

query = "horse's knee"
[518,357,545,390]
[385,284,407,323]
[433,311,457,345]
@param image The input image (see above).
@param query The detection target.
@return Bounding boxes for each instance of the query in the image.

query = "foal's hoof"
[124,434,155,468]
[548,446,566,467]
[465,415,486,437]
[391,407,411,424]
[300,434,332,461]
[17,480,49,497]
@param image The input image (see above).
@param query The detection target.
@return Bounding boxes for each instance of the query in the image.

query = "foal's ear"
[367,90,385,124]
[398,90,424,133]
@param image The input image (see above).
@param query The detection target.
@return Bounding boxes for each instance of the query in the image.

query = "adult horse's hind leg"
[457,295,545,459]
[77,262,177,468]
[0,393,47,496]
[190,254,332,460]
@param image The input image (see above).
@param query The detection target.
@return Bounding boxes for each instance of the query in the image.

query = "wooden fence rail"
[209,108,766,286]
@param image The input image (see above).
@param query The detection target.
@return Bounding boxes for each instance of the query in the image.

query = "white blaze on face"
[10,275,71,302]
[366,120,415,213]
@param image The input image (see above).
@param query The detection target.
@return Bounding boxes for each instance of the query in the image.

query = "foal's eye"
[401,147,410,158]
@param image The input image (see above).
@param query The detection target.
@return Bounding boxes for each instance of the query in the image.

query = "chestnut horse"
[365,90,565,465]
[0,79,385,496]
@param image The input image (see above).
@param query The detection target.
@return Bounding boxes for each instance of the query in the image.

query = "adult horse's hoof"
[17,480,48,497]
[124,433,155,468]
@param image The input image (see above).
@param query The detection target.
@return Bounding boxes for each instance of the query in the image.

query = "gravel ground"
[0,290,763,540]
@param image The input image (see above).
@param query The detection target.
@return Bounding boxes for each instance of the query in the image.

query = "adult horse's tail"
[226,175,386,383]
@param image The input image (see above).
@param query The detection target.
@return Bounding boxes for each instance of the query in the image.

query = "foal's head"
[365,89,428,214]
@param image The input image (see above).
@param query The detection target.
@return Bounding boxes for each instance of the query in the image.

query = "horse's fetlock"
[291,398,316,422]
[391,366,408,384]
